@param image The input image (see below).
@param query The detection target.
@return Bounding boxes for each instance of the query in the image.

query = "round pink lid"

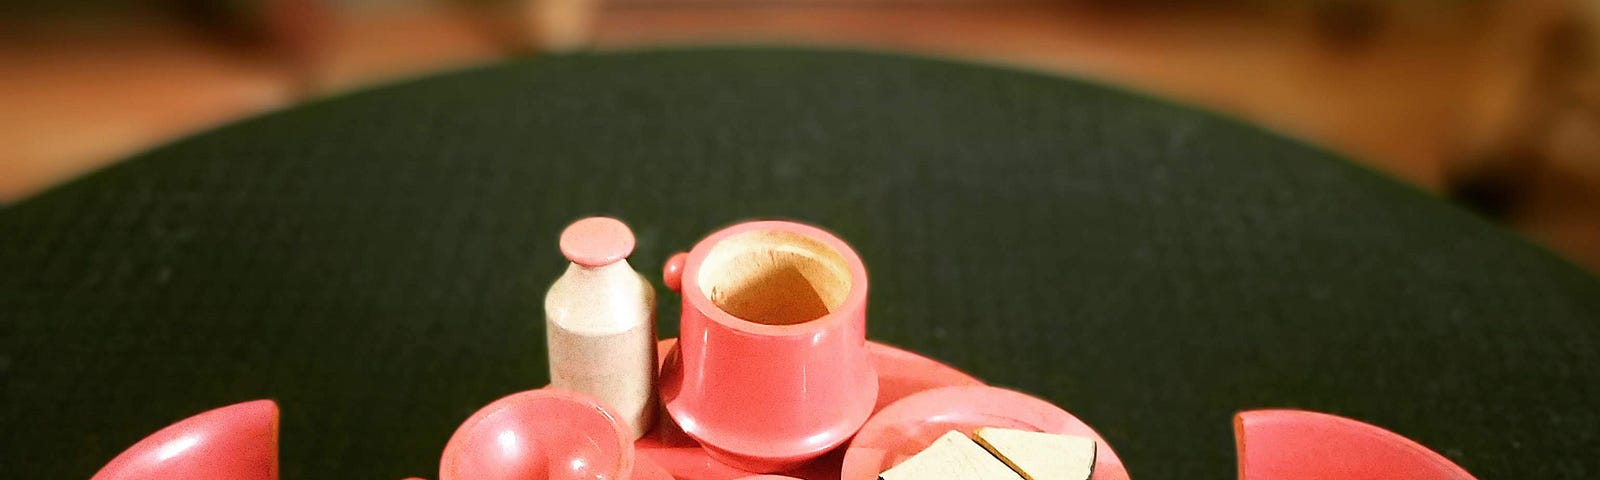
[560,217,635,267]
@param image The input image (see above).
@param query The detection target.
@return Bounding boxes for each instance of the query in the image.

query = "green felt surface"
[3,48,1598,479]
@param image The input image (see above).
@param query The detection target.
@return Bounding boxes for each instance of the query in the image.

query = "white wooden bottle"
[545,217,658,439]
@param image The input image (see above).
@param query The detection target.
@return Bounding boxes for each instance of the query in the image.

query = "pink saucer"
[1234,409,1476,480]
[440,388,634,480]
[639,338,982,480]
[840,385,1129,480]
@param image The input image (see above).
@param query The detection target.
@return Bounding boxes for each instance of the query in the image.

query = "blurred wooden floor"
[2,1,1596,269]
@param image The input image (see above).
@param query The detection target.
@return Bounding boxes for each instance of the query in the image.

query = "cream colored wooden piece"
[545,259,658,439]
[878,430,1023,480]
[973,428,1097,480]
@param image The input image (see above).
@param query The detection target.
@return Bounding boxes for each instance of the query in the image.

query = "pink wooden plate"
[840,385,1129,480]
[632,454,676,480]
[640,338,982,480]
[1234,409,1476,480]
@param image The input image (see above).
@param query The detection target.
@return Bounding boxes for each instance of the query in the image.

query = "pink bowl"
[440,388,634,480]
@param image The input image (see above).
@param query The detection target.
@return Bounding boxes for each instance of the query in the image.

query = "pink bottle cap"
[440,388,634,480]
[560,217,636,267]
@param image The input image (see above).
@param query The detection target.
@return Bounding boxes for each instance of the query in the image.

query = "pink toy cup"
[659,220,877,473]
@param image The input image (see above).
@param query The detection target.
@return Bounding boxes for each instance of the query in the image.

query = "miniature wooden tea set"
[88,219,1481,480]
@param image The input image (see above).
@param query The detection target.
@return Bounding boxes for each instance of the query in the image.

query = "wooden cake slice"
[878,430,1022,480]
[974,427,1097,480]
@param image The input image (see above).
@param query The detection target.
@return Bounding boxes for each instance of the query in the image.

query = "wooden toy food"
[877,430,1022,480]
[974,427,1097,480]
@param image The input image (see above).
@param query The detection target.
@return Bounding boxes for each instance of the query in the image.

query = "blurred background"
[3,0,1597,270]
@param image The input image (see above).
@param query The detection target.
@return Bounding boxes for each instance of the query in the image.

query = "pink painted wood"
[660,221,877,472]
[440,388,634,480]
[559,217,636,267]
[641,338,982,480]
[633,455,676,480]
[91,400,279,480]
[1234,409,1477,480]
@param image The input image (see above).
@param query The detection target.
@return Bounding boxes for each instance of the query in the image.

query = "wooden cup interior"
[696,230,853,326]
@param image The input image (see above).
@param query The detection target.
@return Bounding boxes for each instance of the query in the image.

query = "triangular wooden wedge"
[973,427,1097,480]
[879,430,1024,480]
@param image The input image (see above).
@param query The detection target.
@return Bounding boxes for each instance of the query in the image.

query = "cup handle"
[662,252,688,293]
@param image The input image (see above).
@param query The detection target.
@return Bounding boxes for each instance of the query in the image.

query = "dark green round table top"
[3,48,1598,479]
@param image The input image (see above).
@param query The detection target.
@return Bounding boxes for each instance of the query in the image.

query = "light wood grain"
[878,430,1023,480]
[545,260,659,439]
[697,230,852,326]
[975,427,1097,480]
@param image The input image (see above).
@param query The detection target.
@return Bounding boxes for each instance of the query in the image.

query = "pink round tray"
[638,338,982,480]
